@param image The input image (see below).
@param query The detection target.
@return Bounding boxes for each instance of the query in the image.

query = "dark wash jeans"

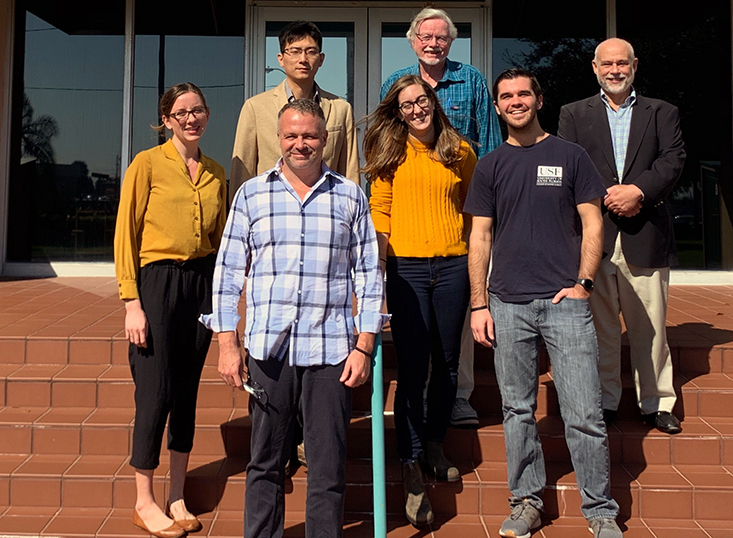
[244,355,351,538]
[386,255,469,462]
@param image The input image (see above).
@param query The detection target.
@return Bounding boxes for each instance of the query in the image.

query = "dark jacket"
[558,93,686,268]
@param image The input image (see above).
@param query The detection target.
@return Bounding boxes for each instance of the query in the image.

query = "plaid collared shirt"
[601,88,636,181]
[200,160,387,367]
[381,59,502,159]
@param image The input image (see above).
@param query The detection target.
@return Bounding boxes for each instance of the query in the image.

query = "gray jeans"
[490,293,619,520]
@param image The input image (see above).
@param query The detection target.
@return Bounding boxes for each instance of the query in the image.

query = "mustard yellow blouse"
[114,139,227,300]
[369,139,476,258]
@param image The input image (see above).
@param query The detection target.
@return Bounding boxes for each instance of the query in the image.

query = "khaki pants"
[590,235,677,414]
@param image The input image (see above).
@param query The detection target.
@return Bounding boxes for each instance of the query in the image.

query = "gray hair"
[594,38,635,63]
[277,98,326,133]
[406,8,458,42]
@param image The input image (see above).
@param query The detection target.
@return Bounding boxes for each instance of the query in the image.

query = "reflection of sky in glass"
[24,13,123,177]
[492,39,534,76]
[132,35,244,170]
[265,36,348,102]
[381,37,471,83]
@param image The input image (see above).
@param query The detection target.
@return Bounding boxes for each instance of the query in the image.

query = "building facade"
[0,0,731,276]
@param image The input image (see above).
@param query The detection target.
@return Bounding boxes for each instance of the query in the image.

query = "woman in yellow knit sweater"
[114,83,226,538]
[364,74,476,527]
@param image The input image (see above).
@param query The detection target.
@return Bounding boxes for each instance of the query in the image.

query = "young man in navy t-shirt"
[464,68,623,538]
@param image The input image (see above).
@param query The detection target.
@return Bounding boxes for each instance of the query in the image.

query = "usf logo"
[536,166,563,186]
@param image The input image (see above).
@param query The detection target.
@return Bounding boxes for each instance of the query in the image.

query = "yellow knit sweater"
[369,138,476,258]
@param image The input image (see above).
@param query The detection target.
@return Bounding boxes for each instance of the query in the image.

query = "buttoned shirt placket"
[601,89,636,182]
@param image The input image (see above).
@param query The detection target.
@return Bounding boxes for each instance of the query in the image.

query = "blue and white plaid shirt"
[601,88,636,181]
[381,59,502,159]
[200,160,387,367]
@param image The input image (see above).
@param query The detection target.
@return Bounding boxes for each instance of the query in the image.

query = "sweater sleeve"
[368,176,393,235]
[114,152,152,300]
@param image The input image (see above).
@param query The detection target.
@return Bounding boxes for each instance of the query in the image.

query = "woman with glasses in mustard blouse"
[114,82,226,538]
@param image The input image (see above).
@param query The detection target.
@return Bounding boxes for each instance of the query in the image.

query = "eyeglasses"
[282,47,321,59]
[416,33,451,47]
[398,94,431,114]
[168,107,207,122]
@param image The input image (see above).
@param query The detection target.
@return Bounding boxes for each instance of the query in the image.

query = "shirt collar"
[600,87,637,110]
[285,81,321,103]
[268,158,336,196]
[415,58,464,84]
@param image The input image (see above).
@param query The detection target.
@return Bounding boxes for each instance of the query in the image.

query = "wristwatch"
[577,278,594,292]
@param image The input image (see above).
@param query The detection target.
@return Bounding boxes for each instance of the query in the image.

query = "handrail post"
[371,333,387,538]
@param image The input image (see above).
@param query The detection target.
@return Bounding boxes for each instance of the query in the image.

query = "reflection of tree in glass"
[22,93,59,164]
[501,38,599,135]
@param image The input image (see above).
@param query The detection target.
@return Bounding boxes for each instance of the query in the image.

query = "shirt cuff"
[198,312,241,333]
[354,312,391,334]
[117,280,139,300]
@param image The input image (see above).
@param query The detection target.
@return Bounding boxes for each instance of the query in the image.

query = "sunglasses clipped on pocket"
[241,372,268,405]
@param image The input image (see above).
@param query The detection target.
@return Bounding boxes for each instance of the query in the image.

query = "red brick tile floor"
[0,278,731,537]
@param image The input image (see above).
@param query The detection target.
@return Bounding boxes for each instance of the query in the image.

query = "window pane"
[132,1,245,177]
[492,0,604,136]
[8,2,125,261]
[617,0,730,269]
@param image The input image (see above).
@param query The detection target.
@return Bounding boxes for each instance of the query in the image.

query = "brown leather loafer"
[132,509,185,538]
[166,502,203,533]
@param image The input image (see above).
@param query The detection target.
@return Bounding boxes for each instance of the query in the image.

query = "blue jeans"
[490,293,619,520]
[387,255,469,462]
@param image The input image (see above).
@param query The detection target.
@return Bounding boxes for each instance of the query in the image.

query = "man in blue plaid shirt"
[381,7,503,428]
[201,99,387,538]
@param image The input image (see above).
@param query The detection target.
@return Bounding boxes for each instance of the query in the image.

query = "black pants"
[128,256,214,470]
[244,355,352,538]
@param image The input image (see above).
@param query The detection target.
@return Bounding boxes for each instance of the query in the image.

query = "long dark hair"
[361,75,466,183]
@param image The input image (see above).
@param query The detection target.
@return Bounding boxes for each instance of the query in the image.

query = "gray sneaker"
[588,518,622,537]
[450,398,479,427]
[499,500,541,538]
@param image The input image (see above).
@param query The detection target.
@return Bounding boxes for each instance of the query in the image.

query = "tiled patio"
[0,277,732,537]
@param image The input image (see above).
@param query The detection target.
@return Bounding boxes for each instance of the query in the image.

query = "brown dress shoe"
[166,502,203,533]
[132,509,186,538]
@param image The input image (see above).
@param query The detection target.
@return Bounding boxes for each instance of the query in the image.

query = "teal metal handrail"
[371,333,387,538]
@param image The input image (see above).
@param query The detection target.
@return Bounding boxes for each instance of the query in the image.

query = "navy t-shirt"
[464,135,606,302]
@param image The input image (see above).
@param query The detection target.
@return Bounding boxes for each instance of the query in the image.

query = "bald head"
[594,38,635,64]
[592,38,638,98]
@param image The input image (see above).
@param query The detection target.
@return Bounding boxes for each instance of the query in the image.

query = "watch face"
[578,278,594,291]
